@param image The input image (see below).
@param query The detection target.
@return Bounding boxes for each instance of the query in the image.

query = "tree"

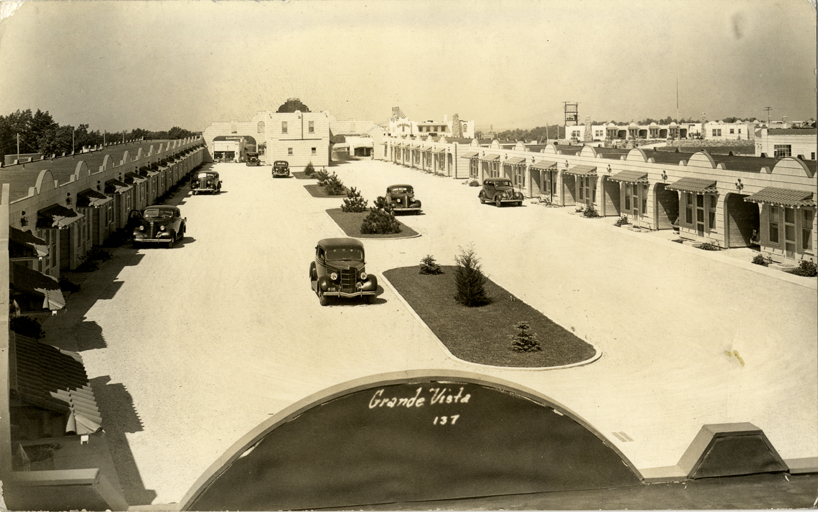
[454,245,490,307]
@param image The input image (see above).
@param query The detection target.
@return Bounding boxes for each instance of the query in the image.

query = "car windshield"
[325,247,363,261]
[493,180,512,186]
[390,187,411,194]
[143,208,173,219]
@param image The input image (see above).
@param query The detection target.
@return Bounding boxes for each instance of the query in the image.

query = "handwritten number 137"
[433,415,459,426]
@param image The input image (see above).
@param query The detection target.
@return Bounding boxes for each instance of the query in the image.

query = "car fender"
[309,261,317,279]
[362,275,378,292]
[317,275,331,291]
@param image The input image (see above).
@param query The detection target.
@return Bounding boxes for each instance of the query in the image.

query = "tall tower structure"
[564,102,579,127]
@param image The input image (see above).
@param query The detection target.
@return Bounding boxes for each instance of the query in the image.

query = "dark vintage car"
[385,184,422,213]
[245,152,260,166]
[131,205,187,248]
[309,238,377,306]
[191,171,221,195]
[478,177,524,207]
[272,160,290,178]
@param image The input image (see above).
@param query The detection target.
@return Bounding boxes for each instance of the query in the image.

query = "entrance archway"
[724,193,759,247]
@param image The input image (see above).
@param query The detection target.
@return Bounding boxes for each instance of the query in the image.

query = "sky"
[0,0,815,133]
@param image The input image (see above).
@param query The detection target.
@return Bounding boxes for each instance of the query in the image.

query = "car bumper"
[273,172,289,177]
[323,290,377,298]
[191,187,218,193]
[133,237,171,243]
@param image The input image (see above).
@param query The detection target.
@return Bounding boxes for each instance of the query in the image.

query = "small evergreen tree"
[322,173,346,195]
[454,246,489,307]
[315,169,330,185]
[509,321,541,352]
[419,254,443,275]
[304,162,315,176]
[341,187,368,212]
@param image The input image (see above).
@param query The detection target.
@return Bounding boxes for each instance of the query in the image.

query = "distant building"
[202,99,331,169]
[388,108,475,139]
[755,127,817,160]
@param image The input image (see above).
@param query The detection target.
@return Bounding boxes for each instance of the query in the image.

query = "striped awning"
[434,148,447,154]
[10,333,103,435]
[531,160,558,170]
[10,263,66,313]
[460,151,479,159]
[37,204,84,229]
[482,154,501,161]
[667,177,718,194]
[564,165,597,176]
[105,178,131,194]
[124,172,147,183]
[745,187,815,208]
[77,189,112,208]
[609,171,649,184]
[505,157,526,165]
[9,227,49,259]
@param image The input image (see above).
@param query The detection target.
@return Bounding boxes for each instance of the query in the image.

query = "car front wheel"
[495,197,502,207]
[318,289,328,306]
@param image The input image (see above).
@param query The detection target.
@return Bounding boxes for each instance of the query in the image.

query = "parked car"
[273,160,290,178]
[309,238,377,306]
[191,171,221,195]
[478,178,524,207]
[385,184,422,213]
[131,205,186,249]
[245,152,260,166]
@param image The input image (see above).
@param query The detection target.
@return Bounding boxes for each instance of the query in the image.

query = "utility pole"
[764,107,772,126]
[16,133,20,161]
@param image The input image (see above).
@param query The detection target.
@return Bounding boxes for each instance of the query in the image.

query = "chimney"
[453,114,461,138]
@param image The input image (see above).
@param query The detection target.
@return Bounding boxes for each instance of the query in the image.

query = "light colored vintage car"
[309,238,377,306]
[131,205,187,249]
[191,171,221,195]
[385,184,422,213]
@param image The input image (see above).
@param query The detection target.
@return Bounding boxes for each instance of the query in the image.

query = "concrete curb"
[379,273,603,372]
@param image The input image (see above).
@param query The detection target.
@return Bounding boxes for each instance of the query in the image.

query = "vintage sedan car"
[131,205,187,248]
[385,184,422,213]
[309,238,377,306]
[478,178,524,207]
[245,152,261,166]
[272,160,290,178]
[191,171,221,195]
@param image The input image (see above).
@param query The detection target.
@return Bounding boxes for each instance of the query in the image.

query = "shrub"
[322,173,346,195]
[10,316,44,339]
[468,180,479,187]
[361,198,401,234]
[454,246,490,307]
[341,187,368,212]
[315,169,330,185]
[615,214,629,227]
[419,255,443,275]
[698,241,721,251]
[789,259,818,277]
[752,254,772,267]
[509,321,541,352]
[304,162,315,176]
[582,204,600,218]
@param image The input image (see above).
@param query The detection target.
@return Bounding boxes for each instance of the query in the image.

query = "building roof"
[667,177,718,194]
[555,145,583,156]
[745,187,816,208]
[9,333,102,435]
[0,140,195,202]
[767,128,817,136]
[594,148,630,160]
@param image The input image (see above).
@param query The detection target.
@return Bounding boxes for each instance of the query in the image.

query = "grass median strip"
[383,265,597,368]
[325,208,419,239]
[304,184,348,197]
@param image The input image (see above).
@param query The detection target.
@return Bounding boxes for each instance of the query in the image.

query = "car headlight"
[330,272,338,281]
[360,271,367,280]
[138,226,145,232]
[159,225,166,231]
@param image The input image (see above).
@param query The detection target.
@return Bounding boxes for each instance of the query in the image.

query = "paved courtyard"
[42,159,817,507]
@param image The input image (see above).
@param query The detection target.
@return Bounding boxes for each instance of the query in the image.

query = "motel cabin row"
[384,138,817,264]
[3,137,205,284]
